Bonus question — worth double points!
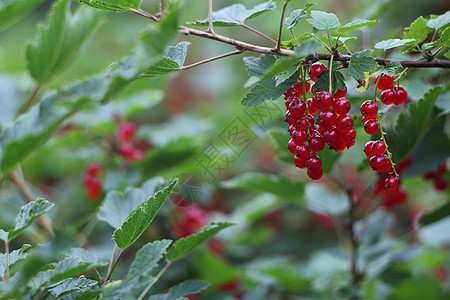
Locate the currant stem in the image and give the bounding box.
[276,1,289,54]
[181,49,245,70]
[130,9,158,22]
[207,0,214,34]
[137,262,172,300]
[289,29,299,46]
[241,23,278,45]
[328,53,334,94]
[5,241,9,282]
[311,34,333,54]
[17,84,41,117]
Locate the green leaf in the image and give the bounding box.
[275,65,300,86]
[98,177,168,229]
[0,244,31,276]
[0,76,26,130]
[284,3,315,30]
[384,85,444,162]
[421,202,450,226]
[391,277,443,300]
[374,38,415,50]
[403,16,432,46]
[76,0,142,12]
[194,248,240,285]
[313,70,346,94]
[337,19,377,33]
[149,280,210,300]
[0,76,107,172]
[102,277,152,300]
[347,49,378,80]
[379,61,403,76]
[427,11,450,29]
[75,290,102,300]
[0,0,45,32]
[281,32,314,48]
[307,10,341,31]
[221,172,304,200]
[190,1,275,26]
[7,199,54,241]
[317,148,341,174]
[243,54,277,84]
[305,182,349,215]
[112,180,178,250]
[140,42,190,78]
[166,222,233,262]
[128,240,172,279]
[241,77,297,106]
[26,0,103,84]
[0,230,8,242]
[48,277,97,298]
[233,194,279,223]
[430,27,450,47]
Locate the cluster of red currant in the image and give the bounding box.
[285,62,356,180]
[116,121,144,162]
[82,162,103,200]
[424,162,448,191]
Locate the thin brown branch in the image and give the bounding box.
[276,1,289,53]
[241,23,278,45]
[17,84,41,116]
[181,49,245,70]
[130,9,158,22]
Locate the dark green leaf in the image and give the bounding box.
[166,222,233,262]
[313,69,346,94]
[98,177,168,229]
[102,276,153,300]
[75,290,102,300]
[243,54,277,80]
[403,16,432,45]
[379,61,403,76]
[0,244,31,276]
[317,148,341,174]
[421,202,450,226]
[307,10,340,30]
[374,38,415,50]
[76,0,142,12]
[140,42,190,78]
[112,180,177,250]
[427,11,450,29]
[347,49,378,80]
[194,248,239,286]
[284,3,315,30]
[429,27,450,47]
[26,0,103,84]
[281,32,314,49]
[275,65,300,86]
[241,77,297,106]
[128,240,172,279]
[391,277,443,300]
[190,1,275,26]
[149,280,210,300]
[0,0,45,32]
[48,277,97,298]
[337,19,377,33]
[221,172,304,200]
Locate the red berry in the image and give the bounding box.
[376,74,395,90]
[390,187,408,204]
[372,140,386,155]
[307,98,319,115]
[362,115,376,124]
[317,109,337,128]
[308,137,326,153]
[323,128,341,145]
[294,155,307,168]
[313,91,333,109]
[285,96,297,109]
[341,128,356,147]
[295,118,309,131]
[364,141,375,158]
[285,87,299,98]
[83,175,102,200]
[396,156,412,173]
[360,100,378,118]
[296,144,310,158]
[369,154,390,172]
[288,139,297,154]
[384,175,399,190]
[335,114,354,133]
[433,177,448,191]
[292,130,308,145]
[119,143,144,162]
[393,86,407,104]
[285,111,296,125]
[293,79,311,95]
[333,86,347,98]
[380,89,396,105]
[287,98,307,118]
[307,167,324,180]
[85,162,102,177]
[118,121,136,144]
[333,97,351,115]
[330,139,346,152]
[309,62,327,82]
[363,119,379,134]
[306,154,322,170]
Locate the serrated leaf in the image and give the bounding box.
[190,1,275,26]
[76,0,142,12]
[275,65,300,86]
[0,0,45,32]
[337,19,377,33]
[313,70,346,94]
[330,35,357,45]
[403,16,432,46]
[166,222,233,262]
[102,277,151,300]
[113,180,178,250]
[429,27,450,47]
[307,10,340,31]
[7,199,54,241]
[221,173,304,201]
[243,54,278,80]
[149,280,210,300]
[128,240,172,279]
[48,277,97,298]
[421,202,450,226]
[98,177,168,229]
[75,290,102,300]
[140,42,190,78]
[427,11,450,29]
[384,86,444,162]
[378,61,403,77]
[0,76,107,172]
[374,38,415,50]
[284,3,315,30]
[241,77,297,106]
[0,244,31,276]
[281,32,314,48]
[347,49,378,80]
[26,0,103,84]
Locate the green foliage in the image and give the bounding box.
[241,77,297,106]
[403,16,432,46]
[75,0,142,12]
[347,49,378,80]
[313,69,346,94]
[427,11,450,29]
[0,244,31,277]
[47,276,97,298]
[166,222,234,262]
[337,19,378,33]
[421,202,450,226]
[307,10,341,30]
[140,42,190,78]
[379,61,403,76]
[284,3,315,30]
[26,0,103,84]
[112,179,177,249]
[148,280,210,300]
[129,240,172,278]
[0,0,45,32]
[374,38,415,50]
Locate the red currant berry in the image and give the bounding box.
[86,162,102,177]
[323,128,341,145]
[306,154,322,170]
[83,175,102,200]
[118,121,136,144]
[372,140,386,155]
[288,99,307,117]
[296,144,310,158]
[317,109,337,128]
[363,119,379,134]
[285,96,297,110]
[393,86,407,104]
[119,143,143,162]
[309,137,326,153]
[307,98,319,115]
[295,118,309,131]
[384,175,399,190]
[285,87,299,98]
[288,139,297,154]
[330,139,346,152]
[390,187,408,204]
[380,89,396,105]
[309,62,327,82]
[309,129,321,138]
[341,128,356,147]
[292,130,308,145]
[333,97,351,115]
[335,114,354,133]
[364,141,375,158]
[375,74,395,90]
[307,167,324,180]
[433,176,448,190]
[293,79,311,95]
[369,154,390,172]
[285,111,296,125]
[288,125,296,136]
[294,155,307,169]
[360,100,378,118]
[313,91,333,109]
[333,86,347,98]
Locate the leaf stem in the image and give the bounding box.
[311,34,333,54]
[105,245,123,282]
[328,53,334,94]
[241,23,278,45]
[276,1,289,53]
[181,49,245,70]
[289,29,299,46]
[206,0,214,34]
[159,0,164,17]
[130,9,158,22]
[5,241,9,282]
[137,262,172,300]
[17,84,41,117]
